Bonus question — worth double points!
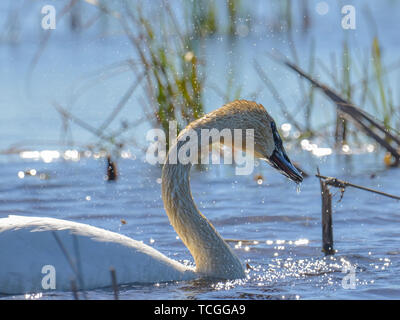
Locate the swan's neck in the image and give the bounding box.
[161,125,245,279]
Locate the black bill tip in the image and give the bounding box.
[268,150,303,184]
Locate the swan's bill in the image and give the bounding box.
[267,149,303,183]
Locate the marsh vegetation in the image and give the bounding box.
[1,0,400,300]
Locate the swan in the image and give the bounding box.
[0,100,302,295]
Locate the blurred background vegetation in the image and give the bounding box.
[1,0,400,169]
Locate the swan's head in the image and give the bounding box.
[257,118,303,184]
[215,100,303,183]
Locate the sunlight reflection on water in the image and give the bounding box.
[1,151,399,300]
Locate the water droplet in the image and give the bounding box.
[296,184,301,194]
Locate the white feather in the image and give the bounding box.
[0,215,195,294]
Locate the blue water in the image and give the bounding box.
[1,0,400,299]
[1,151,400,299]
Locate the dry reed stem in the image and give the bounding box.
[316,174,400,201]
[110,267,119,300]
[272,54,400,165]
[317,169,334,256]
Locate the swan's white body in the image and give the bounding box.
[0,100,302,295]
[0,216,195,294]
